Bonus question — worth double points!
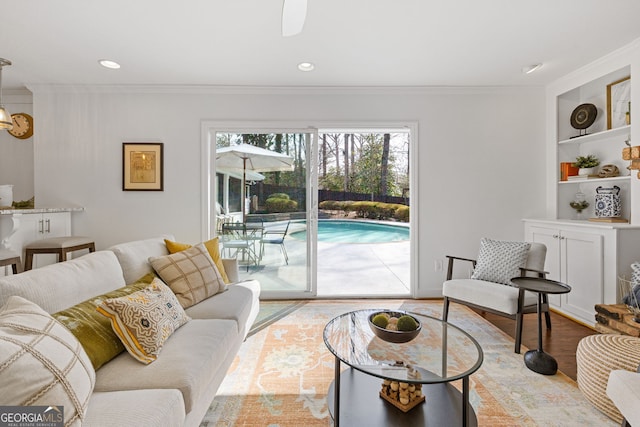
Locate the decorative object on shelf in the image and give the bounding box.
[607,76,631,130]
[8,112,33,139]
[560,162,579,181]
[122,142,164,191]
[618,273,640,323]
[570,103,597,138]
[594,185,621,218]
[598,164,620,178]
[573,154,600,176]
[0,185,13,208]
[626,101,631,126]
[11,197,34,209]
[0,58,13,130]
[569,192,589,219]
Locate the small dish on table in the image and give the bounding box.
[368,311,422,343]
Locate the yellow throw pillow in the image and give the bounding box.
[165,237,229,283]
[96,278,191,364]
[52,272,157,370]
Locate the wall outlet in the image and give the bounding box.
[434,259,443,271]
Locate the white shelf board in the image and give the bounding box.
[558,175,631,185]
[558,125,630,145]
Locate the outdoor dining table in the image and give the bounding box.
[221,222,264,268]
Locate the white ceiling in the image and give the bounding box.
[2,0,640,90]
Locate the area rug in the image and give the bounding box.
[200,300,616,426]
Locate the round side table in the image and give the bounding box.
[511,277,571,375]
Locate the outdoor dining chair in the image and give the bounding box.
[261,221,290,265]
[221,222,260,270]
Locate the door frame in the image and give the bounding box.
[200,120,419,298]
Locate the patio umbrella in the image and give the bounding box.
[216,143,294,222]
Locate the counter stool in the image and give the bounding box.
[0,249,21,274]
[576,334,640,423]
[24,236,95,271]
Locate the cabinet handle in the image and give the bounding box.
[38,219,44,234]
[553,234,559,239]
[560,236,565,240]
[46,219,51,233]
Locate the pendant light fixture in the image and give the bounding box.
[0,58,13,131]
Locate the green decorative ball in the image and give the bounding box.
[372,314,389,328]
[397,315,418,331]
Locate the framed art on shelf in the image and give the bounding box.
[122,142,164,191]
[607,76,631,129]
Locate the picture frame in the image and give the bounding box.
[606,76,631,129]
[122,142,164,191]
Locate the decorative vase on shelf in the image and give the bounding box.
[569,191,589,220]
[578,167,595,177]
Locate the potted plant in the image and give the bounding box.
[573,155,600,176]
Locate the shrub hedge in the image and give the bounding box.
[265,193,298,213]
[318,200,409,222]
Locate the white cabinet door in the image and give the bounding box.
[527,225,562,305]
[560,229,604,322]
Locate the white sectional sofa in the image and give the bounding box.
[0,235,260,426]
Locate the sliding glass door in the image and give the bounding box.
[211,129,318,298]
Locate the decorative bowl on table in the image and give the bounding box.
[368,311,422,343]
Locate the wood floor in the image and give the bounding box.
[472,307,597,380]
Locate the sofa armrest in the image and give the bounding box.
[222,258,240,283]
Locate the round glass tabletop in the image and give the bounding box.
[323,309,483,384]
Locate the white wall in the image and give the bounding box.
[0,91,34,203]
[25,85,546,296]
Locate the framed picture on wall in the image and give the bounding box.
[122,142,164,191]
[606,76,631,129]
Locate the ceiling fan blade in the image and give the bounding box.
[282,0,307,37]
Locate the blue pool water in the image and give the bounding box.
[290,220,409,243]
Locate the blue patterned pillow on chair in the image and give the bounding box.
[470,238,531,285]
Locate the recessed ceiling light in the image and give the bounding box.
[99,59,121,69]
[297,62,315,72]
[522,63,543,74]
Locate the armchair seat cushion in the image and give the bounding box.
[607,370,640,427]
[443,278,538,315]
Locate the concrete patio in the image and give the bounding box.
[230,220,411,297]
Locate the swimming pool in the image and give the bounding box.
[290,220,409,243]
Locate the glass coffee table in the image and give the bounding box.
[323,309,483,427]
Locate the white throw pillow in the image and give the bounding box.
[0,296,95,426]
[471,238,531,285]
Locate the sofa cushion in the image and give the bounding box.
[607,370,640,427]
[109,235,174,284]
[85,389,185,427]
[52,273,156,370]
[94,318,238,413]
[0,296,95,426]
[185,279,260,338]
[149,243,226,308]
[471,238,531,285]
[97,278,191,364]
[443,278,538,315]
[0,250,126,314]
[165,237,230,284]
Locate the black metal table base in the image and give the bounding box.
[327,368,477,427]
[524,349,558,375]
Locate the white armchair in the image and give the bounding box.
[442,238,549,353]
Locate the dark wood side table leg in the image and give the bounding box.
[462,375,469,427]
[334,356,340,427]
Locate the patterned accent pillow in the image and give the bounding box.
[52,272,157,370]
[96,278,191,364]
[149,243,227,308]
[471,238,531,285]
[165,237,230,284]
[0,296,95,426]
